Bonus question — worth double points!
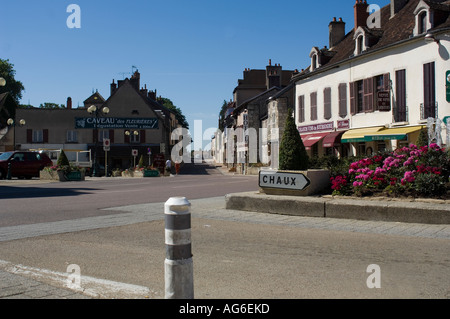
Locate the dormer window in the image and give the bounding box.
[353,27,367,55]
[309,47,321,71]
[413,1,433,36]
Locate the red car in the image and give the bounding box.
[0,151,53,179]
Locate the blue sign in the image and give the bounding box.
[75,117,158,129]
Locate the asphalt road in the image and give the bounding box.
[0,163,258,227]
[0,163,449,300]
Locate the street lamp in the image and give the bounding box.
[87,105,110,176]
[0,77,6,87]
[7,118,26,151]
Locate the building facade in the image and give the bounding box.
[0,71,180,172]
[293,0,450,158]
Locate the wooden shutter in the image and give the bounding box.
[350,82,356,115]
[109,130,115,144]
[140,130,146,143]
[27,129,32,143]
[395,70,406,121]
[324,87,332,120]
[338,83,347,118]
[363,77,374,112]
[423,62,436,118]
[310,92,317,121]
[43,129,49,143]
[124,131,130,144]
[298,95,305,123]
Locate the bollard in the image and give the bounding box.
[6,162,12,180]
[164,197,194,299]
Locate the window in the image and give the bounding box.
[33,130,43,143]
[395,70,407,122]
[357,81,364,113]
[310,92,318,121]
[357,36,364,55]
[419,12,427,34]
[67,130,78,143]
[98,130,109,142]
[338,83,347,118]
[423,62,436,119]
[131,131,140,144]
[324,87,332,120]
[298,95,305,123]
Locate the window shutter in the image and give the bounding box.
[363,78,374,112]
[27,129,32,143]
[310,92,317,121]
[339,83,348,118]
[423,62,435,118]
[298,96,305,123]
[124,131,130,144]
[140,130,146,143]
[324,88,332,120]
[109,130,115,144]
[350,82,356,115]
[43,129,49,143]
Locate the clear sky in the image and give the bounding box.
[0,0,391,139]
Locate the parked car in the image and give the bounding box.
[0,151,53,179]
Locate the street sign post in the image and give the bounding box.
[259,171,311,191]
[103,139,110,177]
[132,149,138,168]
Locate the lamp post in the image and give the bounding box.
[7,118,26,151]
[87,105,110,177]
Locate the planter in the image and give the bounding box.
[57,170,85,182]
[259,169,330,197]
[39,170,59,181]
[144,169,160,177]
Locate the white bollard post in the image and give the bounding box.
[164,197,194,299]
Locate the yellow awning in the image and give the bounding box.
[341,127,385,143]
[365,126,425,141]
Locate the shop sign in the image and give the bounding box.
[337,120,350,130]
[377,91,391,110]
[298,122,334,134]
[75,117,158,129]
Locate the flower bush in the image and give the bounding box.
[331,144,450,198]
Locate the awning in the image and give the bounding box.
[365,126,425,141]
[301,132,329,150]
[322,131,346,148]
[341,127,385,143]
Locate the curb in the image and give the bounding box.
[225,192,450,225]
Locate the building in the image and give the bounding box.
[217,60,296,173]
[293,0,450,158]
[0,71,181,172]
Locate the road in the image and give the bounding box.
[0,163,257,227]
[0,163,449,300]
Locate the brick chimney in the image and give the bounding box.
[66,97,72,109]
[110,79,117,96]
[354,0,370,32]
[329,17,346,48]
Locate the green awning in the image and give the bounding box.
[341,127,385,143]
[365,126,425,141]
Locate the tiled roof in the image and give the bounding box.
[294,0,450,79]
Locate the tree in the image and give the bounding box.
[279,109,309,171]
[159,97,189,129]
[0,59,25,104]
[416,128,428,147]
[218,100,229,131]
[138,155,145,168]
[39,103,65,109]
[57,150,70,167]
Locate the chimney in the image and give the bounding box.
[354,0,369,32]
[329,17,346,48]
[390,0,409,18]
[110,79,117,96]
[66,97,72,109]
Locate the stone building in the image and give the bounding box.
[0,71,180,173]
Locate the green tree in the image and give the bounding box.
[138,154,145,168]
[279,109,309,171]
[0,59,25,104]
[39,102,65,109]
[218,100,229,131]
[159,97,189,129]
[57,150,70,167]
[416,128,428,147]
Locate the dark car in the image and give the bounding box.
[0,151,53,179]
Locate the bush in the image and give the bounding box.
[279,109,309,170]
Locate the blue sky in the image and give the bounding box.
[0,0,390,137]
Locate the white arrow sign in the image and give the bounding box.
[259,171,311,191]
